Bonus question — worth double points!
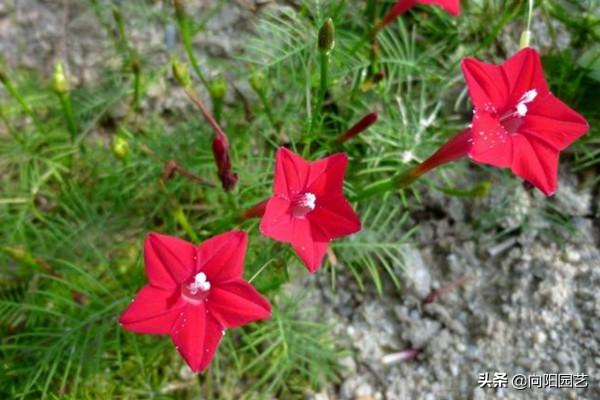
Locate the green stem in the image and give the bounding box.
[132,66,141,112]
[257,89,277,129]
[0,79,39,128]
[58,93,77,140]
[352,167,420,201]
[520,0,535,48]
[308,52,330,137]
[175,2,210,89]
[320,52,329,102]
[173,206,199,243]
[526,0,534,32]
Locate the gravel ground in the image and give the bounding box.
[304,172,600,399]
[2,1,599,399]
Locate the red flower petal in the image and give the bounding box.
[259,196,294,242]
[196,231,248,284]
[502,48,549,107]
[469,112,512,168]
[306,153,348,197]
[461,58,509,112]
[308,195,361,239]
[208,280,272,328]
[290,218,329,273]
[170,304,224,373]
[511,135,558,196]
[145,233,196,288]
[273,147,310,197]
[119,285,184,334]
[521,94,589,151]
[378,0,460,30]
[417,0,461,15]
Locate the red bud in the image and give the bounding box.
[212,133,238,191]
[339,112,378,143]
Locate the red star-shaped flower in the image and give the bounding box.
[462,47,589,195]
[377,0,461,31]
[260,148,361,272]
[119,231,271,373]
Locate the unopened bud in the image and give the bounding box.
[212,133,238,191]
[339,112,378,143]
[318,18,335,54]
[172,58,191,87]
[249,71,265,93]
[111,135,130,160]
[208,76,227,100]
[52,62,69,94]
[472,181,491,197]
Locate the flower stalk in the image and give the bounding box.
[520,0,535,48]
[240,199,268,220]
[354,129,471,200]
[52,62,77,140]
[131,53,142,112]
[316,18,335,121]
[173,59,238,191]
[173,0,209,89]
[249,71,277,129]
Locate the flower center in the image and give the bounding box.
[181,272,211,304]
[291,192,316,217]
[498,89,538,133]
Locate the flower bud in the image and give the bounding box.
[212,133,238,191]
[339,112,378,143]
[52,62,69,94]
[172,58,192,87]
[249,71,265,93]
[111,135,130,160]
[318,18,335,54]
[208,76,227,100]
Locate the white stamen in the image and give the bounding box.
[188,272,211,294]
[516,103,528,117]
[519,89,538,104]
[514,89,537,117]
[299,192,316,210]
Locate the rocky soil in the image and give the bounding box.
[2,1,599,399]
[304,172,600,399]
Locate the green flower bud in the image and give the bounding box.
[249,71,265,93]
[52,62,69,94]
[111,135,130,160]
[208,76,227,100]
[318,18,335,54]
[172,58,192,87]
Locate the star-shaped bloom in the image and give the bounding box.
[377,0,461,31]
[119,231,271,372]
[260,148,361,272]
[462,47,589,195]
